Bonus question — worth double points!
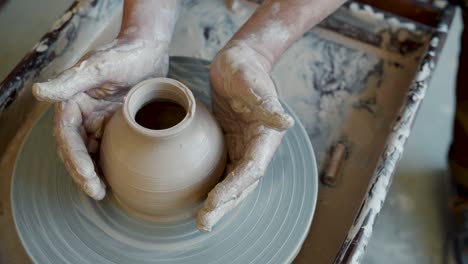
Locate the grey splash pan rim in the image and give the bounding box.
[0,0,456,263]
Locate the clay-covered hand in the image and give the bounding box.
[197,43,294,231]
[32,38,169,200]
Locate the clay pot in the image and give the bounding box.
[100,78,226,221]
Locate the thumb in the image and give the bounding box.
[33,59,103,102]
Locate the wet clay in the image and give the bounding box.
[134,100,186,130]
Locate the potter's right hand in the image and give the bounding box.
[32,38,169,199]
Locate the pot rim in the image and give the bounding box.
[123,77,196,138]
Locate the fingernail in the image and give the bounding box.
[83,181,106,200]
[278,113,294,129]
[196,209,213,232]
[32,83,48,101]
[33,82,65,102]
[265,112,294,130]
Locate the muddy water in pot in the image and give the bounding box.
[135,100,187,130]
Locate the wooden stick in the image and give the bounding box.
[323,142,346,186]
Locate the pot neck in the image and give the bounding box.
[123,77,196,139]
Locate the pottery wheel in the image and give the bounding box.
[11,57,318,264]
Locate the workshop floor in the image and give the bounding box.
[0,1,463,263]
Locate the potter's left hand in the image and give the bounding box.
[197,43,294,231]
[32,38,170,200]
[31,0,181,200]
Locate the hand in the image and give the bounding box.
[33,38,169,199]
[197,43,294,231]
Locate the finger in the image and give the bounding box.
[71,92,122,154]
[204,128,284,211]
[83,100,122,153]
[252,95,294,130]
[33,59,103,102]
[229,72,294,131]
[81,97,122,139]
[224,133,244,162]
[197,180,259,232]
[54,99,106,200]
[203,160,261,212]
[86,85,128,100]
[229,94,294,131]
